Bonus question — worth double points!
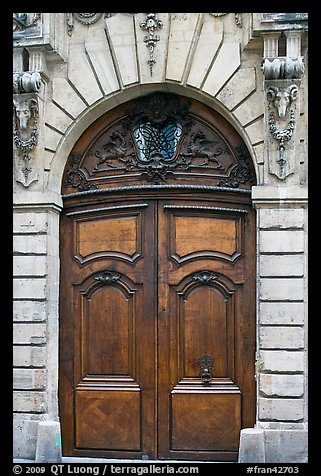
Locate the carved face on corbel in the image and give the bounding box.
[266,84,298,118]
[13,97,38,132]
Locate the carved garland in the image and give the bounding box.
[140,13,163,76]
[13,97,39,186]
[268,110,295,175]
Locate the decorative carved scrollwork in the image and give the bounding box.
[64,154,98,191]
[94,271,121,283]
[192,271,218,284]
[217,145,256,188]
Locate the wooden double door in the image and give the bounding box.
[59,195,256,461]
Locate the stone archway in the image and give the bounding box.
[58,91,257,461]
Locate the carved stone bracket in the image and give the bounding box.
[262,57,304,80]
[265,80,300,180]
[13,72,41,94]
[13,93,39,187]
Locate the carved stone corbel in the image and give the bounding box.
[13,72,41,94]
[264,80,300,180]
[13,92,39,187]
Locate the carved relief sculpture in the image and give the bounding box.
[13,93,39,187]
[265,82,299,180]
[140,13,163,76]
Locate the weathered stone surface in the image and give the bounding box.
[13,212,48,233]
[68,44,103,105]
[259,208,305,229]
[52,77,86,119]
[13,368,46,390]
[13,256,47,277]
[260,350,304,372]
[265,429,308,463]
[13,278,46,299]
[187,20,223,89]
[259,326,304,349]
[259,278,304,301]
[13,418,39,459]
[35,421,62,463]
[238,428,265,463]
[259,254,304,277]
[104,13,138,86]
[259,230,305,253]
[13,235,47,254]
[13,323,47,344]
[259,374,304,397]
[216,67,256,111]
[258,398,304,421]
[13,391,47,413]
[203,42,241,97]
[84,27,120,95]
[259,302,305,325]
[13,346,46,367]
[13,301,46,322]
[166,13,201,83]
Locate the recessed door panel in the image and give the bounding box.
[180,285,229,378]
[75,389,141,450]
[171,392,241,451]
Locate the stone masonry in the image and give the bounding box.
[13,13,308,463]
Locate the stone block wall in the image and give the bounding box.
[13,13,308,463]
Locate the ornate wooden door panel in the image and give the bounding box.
[59,200,157,458]
[157,200,255,461]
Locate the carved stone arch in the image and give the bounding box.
[59,86,257,461]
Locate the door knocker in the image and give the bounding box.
[197,353,215,384]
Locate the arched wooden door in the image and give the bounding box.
[59,93,256,461]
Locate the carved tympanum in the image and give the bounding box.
[62,92,256,192]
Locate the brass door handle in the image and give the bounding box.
[197,353,214,384]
